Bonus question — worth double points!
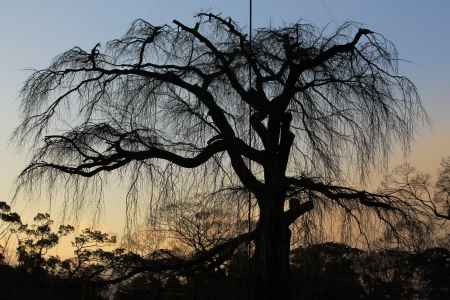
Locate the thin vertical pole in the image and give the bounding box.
[247,2,253,298]
[247,0,253,258]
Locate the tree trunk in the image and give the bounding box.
[253,112,293,299]
[254,204,292,300]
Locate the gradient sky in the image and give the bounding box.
[0,1,449,235]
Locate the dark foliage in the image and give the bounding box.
[111,242,450,300]
[0,263,103,300]
[0,205,449,299]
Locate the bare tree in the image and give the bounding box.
[161,198,240,254]
[16,12,431,299]
[378,160,450,251]
[435,157,450,219]
[120,225,166,257]
[380,161,450,221]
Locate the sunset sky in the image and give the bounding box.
[0,0,449,238]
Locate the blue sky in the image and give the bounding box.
[0,1,449,232]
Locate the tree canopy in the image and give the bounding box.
[17,13,424,194]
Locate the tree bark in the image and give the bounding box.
[254,199,292,300]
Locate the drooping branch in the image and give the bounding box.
[23,133,229,177]
[287,176,402,211]
[18,45,267,191]
[284,174,440,248]
[271,27,375,117]
[302,28,374,71]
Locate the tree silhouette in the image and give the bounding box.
[161,198,242,253]
[435,157,450,219]
[380,159,450,222]
[16,13,432,299]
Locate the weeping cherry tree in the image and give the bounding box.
[15,13,430,299]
